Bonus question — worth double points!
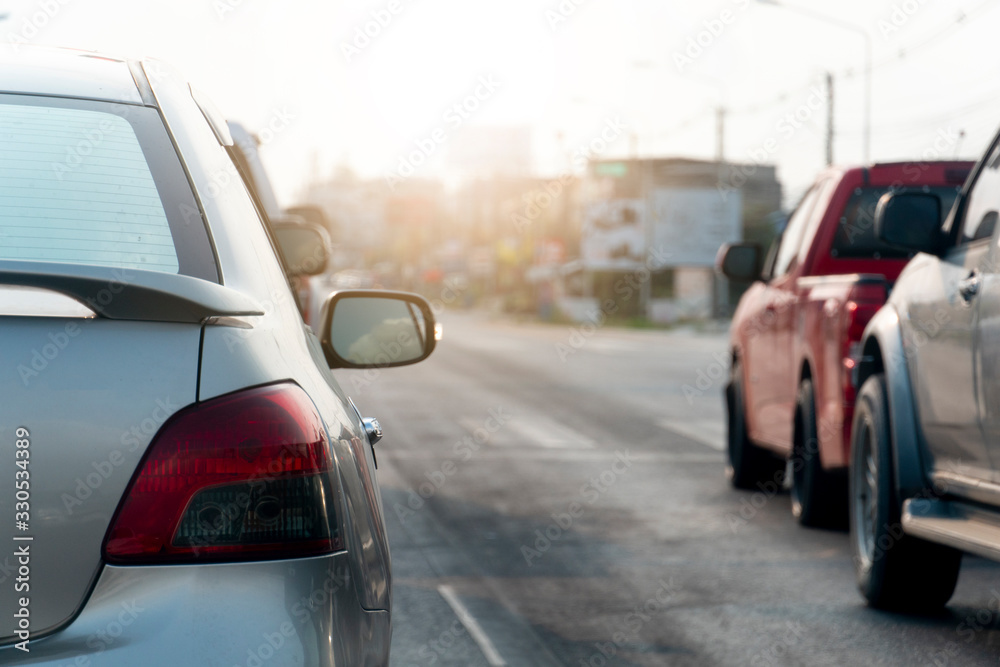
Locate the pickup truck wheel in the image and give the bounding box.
[850,373,961,611]
[727,361,783,490]
[791,379,847,528]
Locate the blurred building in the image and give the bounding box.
[297,172,445,288]
[451,174,581,312]
[448,126,533,180]
[561,157,782,323]
[297,170,386,270]
[383,177,447,280]
[295,156,779,322]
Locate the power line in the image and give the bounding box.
[873,0,1000,69]
[650,1,999,161]
[728,80,820,117]
[834,85,1000,140]
[829,0,1000,83]
[655,105,716,138]
[723,0,998,120]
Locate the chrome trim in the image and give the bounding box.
[796,273,885,288]
[363,418,383,446]
[903,498,1000,562]
[931,470,1000,506]
[348,397,383,446]
[0,285,96,318]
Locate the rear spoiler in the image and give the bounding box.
[0,261,263,323]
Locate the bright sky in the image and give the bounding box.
[13,0,1000,207]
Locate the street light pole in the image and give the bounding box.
[684,72,728,163]
[757,0,872,164]
[716,106,726,163]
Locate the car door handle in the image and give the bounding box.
[958,272,981,302]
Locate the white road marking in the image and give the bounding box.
[458,417,503,445]
[503,414,596,449]
[460,413,596,450]
[438,585,507,666]
[586,339,635,354]
[658,418,726,451]
[447,336,532,352]
[383,450,720,463]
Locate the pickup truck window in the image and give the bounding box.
[773,184,823,277]
[831,186,961,258]
[961,161,1000,244]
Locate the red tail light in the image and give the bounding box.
[841,285,884,403]
[104,383,342,564]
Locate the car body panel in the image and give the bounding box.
[963,157,1000,488]
[150,53,393,612]
[159,54,394,610]
[0,48,142,105]
[0,554,389,666]
[794,274,885,467]
[199,323,392,612]
[857,138,1000,508]
[742,272,800,451]
[0,48,396,663]
[0,319,199,642]
[857,304,933,499]
[729,162,972,470]
[975,250,1000,487]
[891,246,993,482]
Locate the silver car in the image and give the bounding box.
[0,47,436,665]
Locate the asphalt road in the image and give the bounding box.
[339,311,1000,667]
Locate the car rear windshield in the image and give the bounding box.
[0,95,217,281]
[830,186,961,259]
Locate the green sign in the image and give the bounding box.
[595,162,628,178]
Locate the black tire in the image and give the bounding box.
[790,379,847,529]
[850,373,962,611]
[726,360,783,490]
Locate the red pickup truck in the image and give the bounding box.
[718,161,972,527]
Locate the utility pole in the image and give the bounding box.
[756,1,870,163]
[716,107,726,163]
[954,130,966,158]
[825,72,834,166]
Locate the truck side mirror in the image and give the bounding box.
[273,219,329,277]
[717,243,762,283]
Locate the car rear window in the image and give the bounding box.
[0,95,218,281]
[830,186,961,259]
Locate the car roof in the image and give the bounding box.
[818,160,975,179]
[0,46,143,105]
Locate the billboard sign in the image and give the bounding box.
[650,188,741,266]
[581,199,646,270]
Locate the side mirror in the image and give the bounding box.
[717,243,762,283]
[286,204,337,241]
[320,290,437,369]
[875,192,943,255]
[273,219,329,277]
